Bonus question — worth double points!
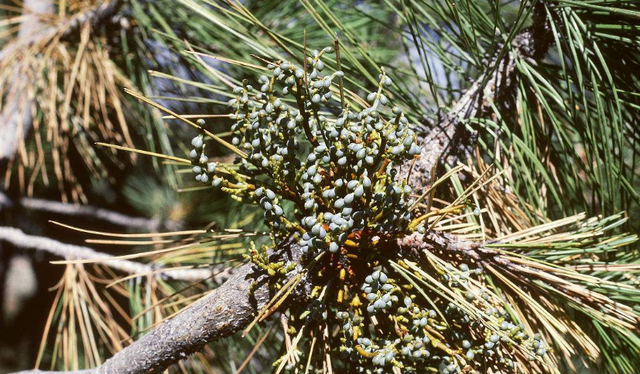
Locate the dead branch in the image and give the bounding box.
[0,0,121,160]
[0,227,215,282]
[0,0,54,160]
[0,0,120,62]
[0,191,181,231]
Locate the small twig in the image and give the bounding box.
[294,29,319,147]
[334,34,345,107]
[293,79,319,147]
[0,191,181,231]
[0,227,213,282]
[303,29,309,93]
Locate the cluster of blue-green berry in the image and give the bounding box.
[189,129,218,185]
[362,270,397,313]
[331,264,548,374]
[336,271,445,373]
[191,46,421,253]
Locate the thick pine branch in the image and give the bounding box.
[13,239,305,374]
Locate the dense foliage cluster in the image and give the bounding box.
[186,47,551,374]
[190,48,421,250]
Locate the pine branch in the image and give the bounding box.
[5,228,508,374]
[4,5,561,374]
[0,227,215,282]
[4,19,555,374]
[4,57,524,373]
[406,3,553,188]
[397,230,640,340]
[0,0,54,160]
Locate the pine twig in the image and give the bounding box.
[0,227,213,282]
[0,191,181,231]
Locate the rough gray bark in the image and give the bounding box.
[10,261,261,374]
[397,231,487,264]
[13,239,305,374]
[0,227,216,282]
[96,261,270,374]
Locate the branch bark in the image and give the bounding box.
[397,230,488,264]
[0,227,215,282]
[10,263,265,374]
